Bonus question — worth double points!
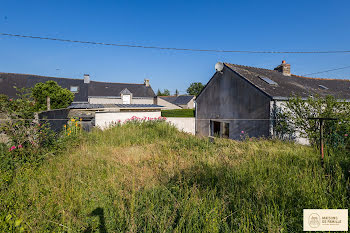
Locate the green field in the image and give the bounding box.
[161,109,195,117]
[1,122,349,232]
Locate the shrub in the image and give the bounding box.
[161,109,195,117]
[31,80,74,111]
[274,95,350,149]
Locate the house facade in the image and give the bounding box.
[155,95,195,110]
[196,61,350,142]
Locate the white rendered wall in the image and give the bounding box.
[166,117,195,135]
[95,111,161,129]
[270,100,309,145]
[95,111,195,134]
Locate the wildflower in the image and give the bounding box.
[64,125,66,128]
[9,146,16,152]
[345,134,348,137]
[9,99,12,101]
[80,118,82,121]
[18,144,23,148]
[241,131,245,134]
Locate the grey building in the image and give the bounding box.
[196,61,350,140]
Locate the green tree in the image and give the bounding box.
[156,89,170,96]
[277,95,350,148]
[175,89,179,96]
[186,82,204,96]
[32,81,74,111]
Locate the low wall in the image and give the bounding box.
[95,111,162,129]
[166,117,195,135]
[95,112,195,134]
[38,109,70,133]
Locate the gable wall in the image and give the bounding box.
[196,66,271,139]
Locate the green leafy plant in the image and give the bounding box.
[187,82,204,96]
[0,214,26,232]
[31,80,74,111]
[279,95,350,149]
[156,89,171,96]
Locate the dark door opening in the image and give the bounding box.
[210,120,229,138]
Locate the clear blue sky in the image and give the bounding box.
[1,0,350,94]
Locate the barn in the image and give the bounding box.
[195,61,350,141]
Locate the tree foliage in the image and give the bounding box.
[274,95,350,149]
[186,82,204,96]
[156,89,170,96]
[32,81,74,111]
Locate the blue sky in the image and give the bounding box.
[1,0,350,94]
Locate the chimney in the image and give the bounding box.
[84,74,90,84]
[144,79,150,87]
[274,60,291,76]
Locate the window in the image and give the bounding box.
[259,76,278,85]
[210,120,229,138]
[122,94,131,104]
[70,86,79,93]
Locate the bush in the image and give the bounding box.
[32,80,74,111]
[274,95,350,149]
[161,109,195,117]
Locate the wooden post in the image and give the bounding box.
[320,119,324,162]
[46,96,50,110]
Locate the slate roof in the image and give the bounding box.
[0,72,88,102]
[68,103,163,109]
[0,72,156,102]
[88,81,155,97]
[159,95,195,106]
[225,63,350,100]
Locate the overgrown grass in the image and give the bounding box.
[161,109,195,117]
[0,122,348,232]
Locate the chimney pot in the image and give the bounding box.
[84,74,90,84]
[274,61,291,76]
[144,79,150,87]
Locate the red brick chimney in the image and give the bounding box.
[274,60,291,76]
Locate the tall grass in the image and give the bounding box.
[0,122,348,232]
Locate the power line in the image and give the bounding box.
[303,65,350,76]
[2,32,350,54]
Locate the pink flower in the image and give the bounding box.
[345,134,348,137]
[241,131,245,134]
[9,146,16,152]
[9,99,12,101]
[18,144,23,148]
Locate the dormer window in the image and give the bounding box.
[120,88,132,104]
[122,94,131,104]
[70,86,79,93]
